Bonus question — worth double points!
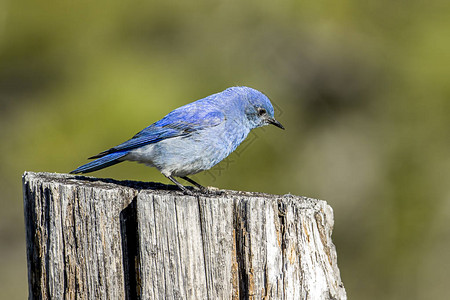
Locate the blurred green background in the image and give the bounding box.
[1,0,450,298]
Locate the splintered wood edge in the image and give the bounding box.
[22,171,325,206]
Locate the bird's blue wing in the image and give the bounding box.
[90,108,225,158]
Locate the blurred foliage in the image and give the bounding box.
[1,0,450,299]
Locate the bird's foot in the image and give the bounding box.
[200,186,224,196]
[181,188,195,196]
[180,176,220,195]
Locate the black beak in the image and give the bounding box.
[267,117,285,130]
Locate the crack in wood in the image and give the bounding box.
[197,196,211,300]
[233,199,250,300]
[277,200,287,300]
[120,197,138,300]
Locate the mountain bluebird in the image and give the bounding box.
[70,86,284,194]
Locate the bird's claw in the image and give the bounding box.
[200,186,224,196]
[180,186,224,196]
[181,188,195,196]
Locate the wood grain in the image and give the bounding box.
[23,172,346,299]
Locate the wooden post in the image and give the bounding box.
[23,172,346,299]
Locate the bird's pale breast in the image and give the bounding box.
[125,122,250,177]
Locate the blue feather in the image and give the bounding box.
[70,151,128,174]
[90,110,224,158]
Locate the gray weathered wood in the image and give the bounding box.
[23,171,346,299]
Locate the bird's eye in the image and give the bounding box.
[257,108,267,116]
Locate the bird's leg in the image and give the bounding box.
[181,176,206,191]
[182,176,223,195]
[166,175,194,195]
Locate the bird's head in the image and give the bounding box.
[230,86,285,130]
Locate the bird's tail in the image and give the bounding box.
[70,151,128,174]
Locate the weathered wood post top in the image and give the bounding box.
[23,171,346,299]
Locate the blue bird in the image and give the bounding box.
[70,86,284,194]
